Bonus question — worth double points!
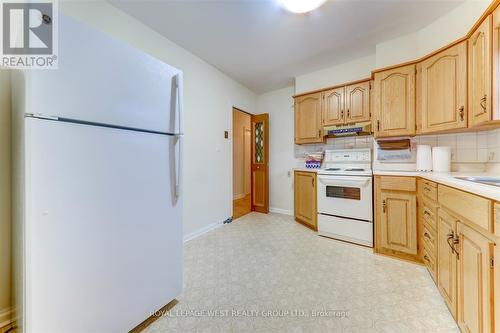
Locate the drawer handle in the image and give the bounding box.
[446,232,456,255]
[424,186,431,192]
[423,254,430,262]
[424,232,431,240]
[424,210,431,217]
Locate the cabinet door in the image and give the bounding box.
[457,222,494,333]
[345,81,370,124]
[294,93,323,144]
[469,16,492,126]
[493,7,500,121]
[374,65,416,137]
[294,171,317,230]
[379,191,417,255]
[437,209,458,319]
[322,87,345,126]
[420,41,467,133]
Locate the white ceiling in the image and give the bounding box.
[111,0,463,94]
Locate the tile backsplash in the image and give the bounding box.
[294,135,373,159]
[295,129,500,165]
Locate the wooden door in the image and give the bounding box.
[345,81,370,124]
[457,222,494,333]
[294,93,323,144]
[437,208,458,319]
[420,41,467,133]
[374,64,416,137]
[469,16,492,126]
[322,87,345,126]
[294,171,317,230]
[251,113,269,213]
[379,191,417,255]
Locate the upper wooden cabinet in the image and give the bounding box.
[322,87,345,126]
[294,171,317,230]
[469,16,492,127]
[345,81,371,124]
[494,6,500,122]
[322,80,371,126]
[419,41,468,133]
[294,92,323,144]
[373,64,416,137]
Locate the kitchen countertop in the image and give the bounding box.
[373,170,500,202]
[294,167,500,201]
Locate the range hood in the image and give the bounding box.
[324,121,372,137]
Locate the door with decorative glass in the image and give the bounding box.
[251,114,269,213]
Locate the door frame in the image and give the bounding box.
[231,107,253,218]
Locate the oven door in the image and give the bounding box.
[317,175,373,221]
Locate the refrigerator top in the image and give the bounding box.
[23,14,183,135]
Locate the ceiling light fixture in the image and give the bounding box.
[278,0,327,14]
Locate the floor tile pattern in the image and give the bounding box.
[145,213,459,333]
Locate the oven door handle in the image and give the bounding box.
[318,176,371,187]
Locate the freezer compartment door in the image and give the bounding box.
[25,118,182,332]
[27,14,182,134]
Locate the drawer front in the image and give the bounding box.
[421,181,437,201]
[379,176,416,192]
[438,185,492,232]
[422,222,437,257]
[422,247,437,282]
[421,198,438,230]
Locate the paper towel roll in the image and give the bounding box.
[432,146,451,172]
[416,145,432,171]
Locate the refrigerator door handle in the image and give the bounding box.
[174,135,183,197]
[174,73,183,135]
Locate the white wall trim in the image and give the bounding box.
[269,207,293,216]
[0,307,13,329]
[183,221,224,243]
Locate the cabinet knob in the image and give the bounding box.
[459,106,464,121]
[382,200,386,213]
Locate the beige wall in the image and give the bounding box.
[0,70,12,325]
[232,110,251,199]
[60,1,257,239]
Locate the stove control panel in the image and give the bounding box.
[324,149,371,163]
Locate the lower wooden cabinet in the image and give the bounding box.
[375,176,418,260]
[294,171,317,230]
[437,208,458,319]
[457,222,494,333]
[379,191,417,254]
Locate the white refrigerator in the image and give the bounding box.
[11,14,183,332]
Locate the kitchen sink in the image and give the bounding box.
[454,176,500,187]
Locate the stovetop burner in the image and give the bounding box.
[325,168,341,171]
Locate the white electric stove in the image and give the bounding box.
[317,149,373,247]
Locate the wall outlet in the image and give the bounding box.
[224,131,229,139]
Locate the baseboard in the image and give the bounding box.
[0,307,13,330]
[183,221,224,243]
[269,207,293,216]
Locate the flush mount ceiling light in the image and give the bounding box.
[279,0,327,13]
